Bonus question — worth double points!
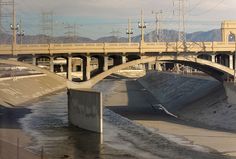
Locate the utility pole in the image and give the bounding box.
[10,0,18,54]
[138,10,146,43]
[126,18,133,43]
[17,18,24,44]
[64,23,77,42]
[41,11,54,43]
[152,10,163,42]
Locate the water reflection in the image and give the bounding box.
[19,92,102,159]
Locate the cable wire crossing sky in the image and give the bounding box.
[3,0,235,39]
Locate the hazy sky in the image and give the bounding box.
[5,0,235,39]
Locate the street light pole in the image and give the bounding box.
[230,32,236,83]
[126,18,133,43]
[234,40,236,83]
[17,19,24,45]
[138,10,146,43]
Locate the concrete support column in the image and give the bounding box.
[155,61,162,71]
[122,55,126,64]
[230,54,234,69]
[148,62,152,70]
[83,56,91,81]
[103,55,108,71]
[211,54,216,63]
[32,56,37,66]
[176,64,180,73]
[49,56,54,72]
[67,56,72,81]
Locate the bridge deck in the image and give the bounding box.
[0,42,235,55]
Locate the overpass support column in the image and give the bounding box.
[67,55,72,81]
[83,55,91,81]
[122,54,126,64]
[50,56,54,72]
[211,54,216,63]
[155,61,162,71]
[148,63,152,70]
[32,56,37,65]
[229,54,234,69]
[103,55,108,71]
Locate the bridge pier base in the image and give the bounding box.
[148,63,152,70]
[67,56,72,81]
[50,56,54,72]
[32,56,37,66]
[230,54,234,69]
[155,61,162,71]
[83,56,91,81]
[103,56,108,71]
[122,55,126,64]
[212,55,216,63]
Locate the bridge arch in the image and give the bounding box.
[126,54,141,62]
[215,53,230,67]
[197,54,212,61]
[17,56,33,63]
[108,54,123,68]
[69,56,234,89]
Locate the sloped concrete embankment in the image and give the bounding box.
[138,72,236,131]
[0,75,66,107]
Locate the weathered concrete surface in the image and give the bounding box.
[94,79,231,159]
[138,71,221,111]
[68,89,103,133]
[0,60,67,107]
[138,71,236,132]
[0,75,66,107]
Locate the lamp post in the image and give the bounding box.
[229,32,236,83]
[138,10,146,43]
[126,18,133,43]
[17,19,24,45]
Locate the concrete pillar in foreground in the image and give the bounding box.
[68,89,103,133]
[229,54,234,69]
[67,55,72,81]
[211,54,216,63]
[103,55,108,71]
[50,56,54,72]
[83,55,91,81]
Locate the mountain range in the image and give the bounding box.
[0,29,222,44]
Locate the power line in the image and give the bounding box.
[190,0,226,16]
[40,11,53,43]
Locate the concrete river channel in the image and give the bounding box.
[12,74,236,159]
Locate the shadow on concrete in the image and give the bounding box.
[106,78,236,133]
[0,105,32,129]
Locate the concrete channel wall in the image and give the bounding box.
[68,89,103,133]
[0,75,66,107]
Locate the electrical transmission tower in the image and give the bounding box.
[0,0,12,33]
[41,11,54,43]
[173,0,187,43]
[152,10,163,42]
[110,29,121,42]
[64,23,77,42]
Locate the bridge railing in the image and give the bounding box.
[0,41,236,55]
